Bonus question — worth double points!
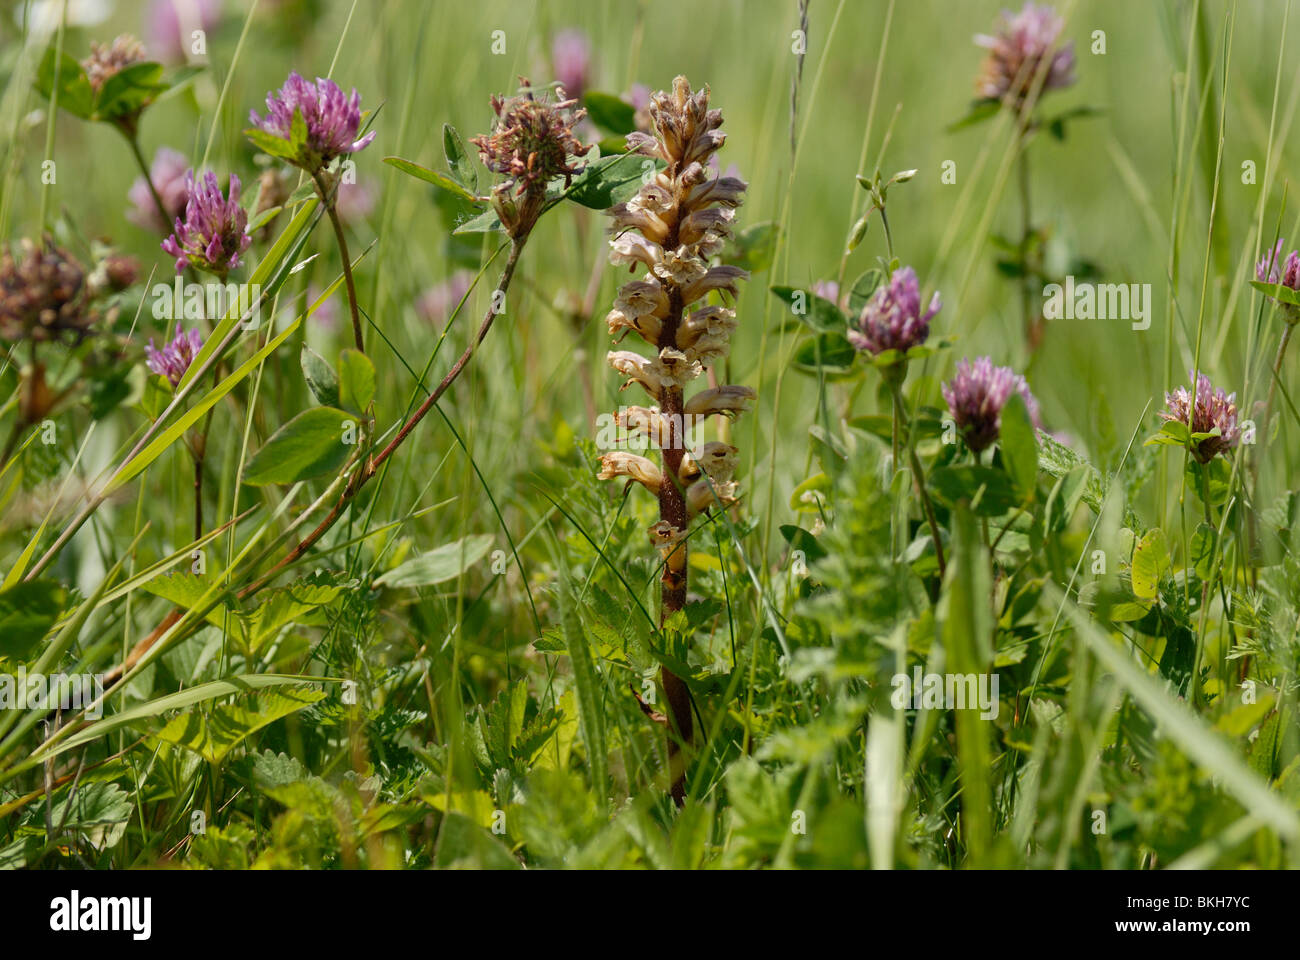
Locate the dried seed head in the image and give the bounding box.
[471,79,591,238]
[83,34,147,94]
[0,238,95,345]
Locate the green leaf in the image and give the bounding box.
[563,153,654,209]
[34,48,93,120]
[999,393,1038,500]
[94,60,165,122]
[1249,279,1300,308]
[848,269,883,314]
[245,127,298,161]
[337,348,375,415]
[583,92,637,135]
[0,580,65,660]
[452,207,504,235]
[1130,528,1170,601]
[792,333,857,376]
[155,688,326,763]
[32,675,331,764]
[770,285,848,334]
[779,524,828,563]
[242,406,358,486]
[1055,585,1300,840]
[948,98,1002,133]
[724,222,779,274]
[929,465,1019,517]
[383,155,478,203]
[373,534,495,589]
[443,123,478,194]
[300,345,339,407]
[1189,522,1218,581]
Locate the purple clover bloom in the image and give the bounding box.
[942,356,1042,454]
[145,322,204,386]
[552,29,590,101]
[1161,372,1240,464]
[974,3,1076,104]
[848,266,940,357]
[127,146,190,234]
[161,171,250,277]
[1255,238,1300,322]
[248,72,376,173]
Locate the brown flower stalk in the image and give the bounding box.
[599,76,753,805]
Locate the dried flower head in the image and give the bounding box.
[1161,372,1240,464]
[145,322,204,386]
[848,266,940,357]
[471,80,591,238]
[128,146,191,233]
[942,356,1041,454]
[248,72,376,173]
[82,34,148,93]
[974,3,1075,105]
[161,170,251,277]
[0,238,95,344]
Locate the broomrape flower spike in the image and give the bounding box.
[470,78,591,239]
[943,356,1042,455]
[161,171,250,279]
[144,323,204,388]
[248,72,376,174]
[1161,372,1240,465]
[597,75,752,806]
[974,2,1076,107]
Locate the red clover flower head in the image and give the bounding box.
[161,170,251,277]
[144,322,204,386]
[848,266,939,357]
[1161,372,1240,464]
[249,72,376,173]
[974,3,1075,105]
[942,356,1042,454]
[1255,238,1300,322]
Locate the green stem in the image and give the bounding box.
[125,132,170,232]
[313,171,365,354]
